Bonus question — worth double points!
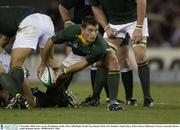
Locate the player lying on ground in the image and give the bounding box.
[0,47,79,109]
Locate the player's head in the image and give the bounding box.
[81,16,99,44]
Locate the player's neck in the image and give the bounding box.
[78,34,89,45]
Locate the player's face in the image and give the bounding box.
[82,24,99,43]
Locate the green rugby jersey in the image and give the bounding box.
[0,6,41,37]
[51,24,107,64]
[89,0,137,24]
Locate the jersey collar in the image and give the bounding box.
[78,34,90,46]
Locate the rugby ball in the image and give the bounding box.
[38,67,55,88]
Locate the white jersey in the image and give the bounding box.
[0,52,11,73]
[0,52,28,78]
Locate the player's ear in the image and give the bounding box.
[80,26,85,33]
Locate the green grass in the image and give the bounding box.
[0,83,180,124]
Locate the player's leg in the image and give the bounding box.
[81,66,107,106]
[117,44,136,105]
[128,18,153,107]
[90,64,97,91]
[0,65,21,98]
[132,38,153,107]
[103,50,123,111]
[9,49,32,108]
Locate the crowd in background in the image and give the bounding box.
[1,0,180,48]
[147,0,180,47]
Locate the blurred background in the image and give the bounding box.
[0,0,180,84]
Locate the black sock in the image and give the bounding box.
[0,73,19,96]
[9,67,24,95]
[63,74,74,90]
[107,71,120,101]
[121,69,133,100]
[90,69,97,90]
[104,82,109,99]
[138,60,150,98]
[92,68,107,99]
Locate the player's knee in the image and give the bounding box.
[134,50,147,63]
[106,53,119,71]
[118,56,130,68]
[9,66,24,82]
[133,47,147,63]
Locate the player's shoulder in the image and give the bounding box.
[66,24,81,31]
[64,24,81,35]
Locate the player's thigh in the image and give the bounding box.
[103,50,119,71]
[117,45,130,68]
[10,48,32,68]
[105,38,123,51]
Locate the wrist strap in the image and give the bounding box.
[136,24,143,29]
[61,68,67,75]
[64,19,72,23]
[104,25,110,32]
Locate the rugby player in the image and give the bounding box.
[89,0,153,107]
[38,16,123,111]
[0,6,56,108]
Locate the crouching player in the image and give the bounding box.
[38,16,123,111]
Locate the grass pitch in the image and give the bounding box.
[0,83,180,124]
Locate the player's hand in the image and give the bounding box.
[37,64,46,77]
[132,28,143,43]
[106,27,118,39]
[64,20,75,28]
[55,68,66,80]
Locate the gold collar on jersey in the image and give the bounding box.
[78,35,90,46]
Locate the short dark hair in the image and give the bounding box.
[81,15,98,28]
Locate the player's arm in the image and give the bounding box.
[39,38,54,69]
[38,27,74,75]
[136,0,146,26]
[58,0,75,28]
[40,46,58,70]
[58,36,107,76]
[59,59,90,76]
[132,0,147,42]
[0,35,11,48]
[90,2,117,38]
[91,5,108,30]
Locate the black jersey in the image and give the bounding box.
[0,6,41,37]
[58,0,93,23]
[89,0,137,24]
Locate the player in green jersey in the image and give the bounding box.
[38,16,123,111]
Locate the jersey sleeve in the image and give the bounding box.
[51,30,69,44]
[58,0,77,9]
[85,34,107,64]
[51,24,80,44]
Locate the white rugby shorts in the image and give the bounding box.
[62,52,84,67]
[0,53,28,78]
[13,13,55,50]
[104,17,149,39]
